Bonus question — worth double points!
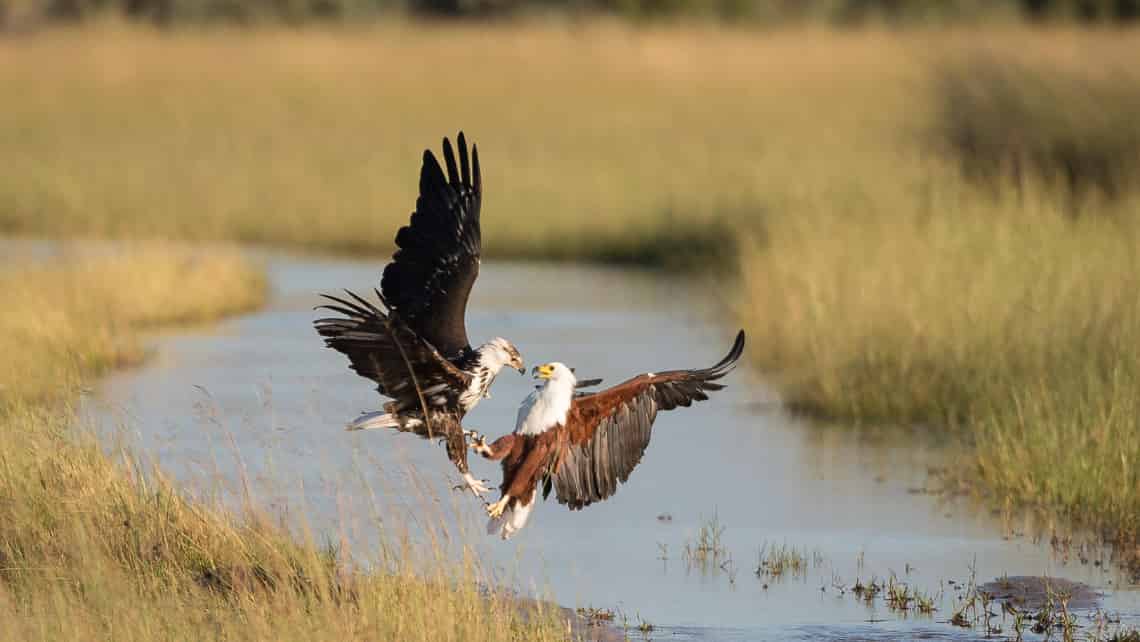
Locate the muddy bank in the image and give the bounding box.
[981,576,1100,610]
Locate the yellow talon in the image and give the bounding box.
[466,431,492,457]
[486,496,510,519]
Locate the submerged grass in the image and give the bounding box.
[754,542,813,580]
[0,247,565,640]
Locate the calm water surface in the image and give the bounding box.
[85,253,1140,641]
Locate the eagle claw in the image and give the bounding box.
[458,472,492,498]
[465,430,492,457]
[485,496,510,519]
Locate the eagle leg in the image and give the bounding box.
[465,430,493,457]
[455,472,493,498]
[485,495,510,519]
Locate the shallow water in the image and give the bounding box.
[85,252,1140,641]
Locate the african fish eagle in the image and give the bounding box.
[471,330,746,539]
[314,132,524,497]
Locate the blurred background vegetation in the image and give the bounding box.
[2,0,1140,26]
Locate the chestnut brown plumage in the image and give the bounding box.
[477,330,745,537]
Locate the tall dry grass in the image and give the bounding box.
[0,23,920,263]
[737,36,1140,553]
[0,244,266,407]
[933,55,1140,205]
[0,248,565,641]
[742,191,1140,556]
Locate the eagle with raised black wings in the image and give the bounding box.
[314,133,524,497]
[471,330,746,539]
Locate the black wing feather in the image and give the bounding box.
[380,132,482,359]
[314,290,473,414]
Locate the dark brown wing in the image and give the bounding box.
[547,330,745,510]
[575,377,604,389]
[314,290,474,417]
[380,133,482,359]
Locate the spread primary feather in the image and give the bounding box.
[477,331,746,539]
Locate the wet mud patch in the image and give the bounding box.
[980,575,1101,610]
[509,598,626,642]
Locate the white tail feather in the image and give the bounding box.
[487,491,536,540]
[346,411,399,431]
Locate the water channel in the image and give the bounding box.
[83,251,1140,641]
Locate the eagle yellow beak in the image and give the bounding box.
[532,364,555,380]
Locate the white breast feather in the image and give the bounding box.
[459,368,490,411]
[515,380,574,435]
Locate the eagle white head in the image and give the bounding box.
[514,362,577,436]
[533,361,576,385]
[477,337,525,375]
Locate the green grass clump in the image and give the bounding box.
[683,513,728,567]
[754,542,813,579]
[0,248,566,641]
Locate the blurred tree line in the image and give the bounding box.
[1,0,1137,28]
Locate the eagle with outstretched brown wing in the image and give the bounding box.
[314,133,525,497]
[471,330,745,539]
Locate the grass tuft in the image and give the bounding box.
[754,542,814,580]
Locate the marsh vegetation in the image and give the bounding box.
[0,25,767,265]
[2,17,1140,639]
[737,36,1140,569]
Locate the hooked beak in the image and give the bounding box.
[532,364,554,380]
[517,366,526,374]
